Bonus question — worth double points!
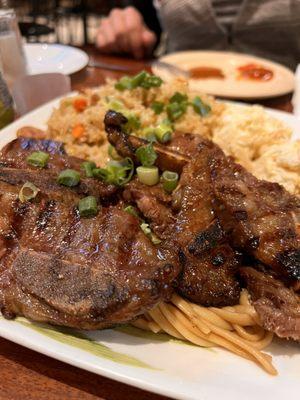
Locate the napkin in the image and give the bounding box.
[292,64,300,117]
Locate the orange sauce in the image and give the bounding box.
[237,63,273,81]
[189,66,225,79]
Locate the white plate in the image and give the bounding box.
[24,43,89,75]
[0,99,299,400]
[153,51,295,99]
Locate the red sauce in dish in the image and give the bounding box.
[237,63,273,81]
[189,66,225,79]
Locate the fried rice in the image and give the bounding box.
[47,77,300,195]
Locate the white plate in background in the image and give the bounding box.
[25,43,89,75]
[153,51,295,99]
[0,98,299,400]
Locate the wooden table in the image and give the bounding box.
[0,45,294,400]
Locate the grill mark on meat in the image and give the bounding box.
[277,250,300,280]
[11,249,127,318]
[210,153,300,281]
[0,197,30,277]
[177,245,240,307]
[188,220,225,256]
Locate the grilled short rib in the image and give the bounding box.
[105,111,241,307]
[210,153,300,281]
[241,267,300,340]
[105,110,300,307]
[0,138,180,329]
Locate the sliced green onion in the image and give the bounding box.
[26,151,49,168]
[166,101,187,121]
[19,181,39,203]
[140,222,161,245]
[92,167,110,181]
[146,132,158,143]
[78,196,98,218]
[169,92,188,104]
[161,170,179,193]
[114,71,163,91]
[124,205,140,218]
[149,232,162,245]
[130,70,147,88]
[192,96,211,117]
[136,166,159,186]
[108,144,122,160]
[151,101,164,114]
[140,222,151,236]
[154,123,173,143]
[140,127,157,142]
[107,98,124,111]
[122,113,141,134]
[93,157,134,186]
[140,74,163,89]
[135,143,157,167]
[57,169,81,187]
[81,161,96,178]
[115,76,133,91]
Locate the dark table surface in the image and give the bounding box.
[0,45,294,400]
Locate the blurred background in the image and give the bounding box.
[10,0,158,47]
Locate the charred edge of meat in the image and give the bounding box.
[240,266,300,340]
[277,249,300,280]
[104,110,139,160]
[188,220,225,256]
[0,168,117,200]
[209,152,300,282]
[104,109,128,129]
[104,110,189,173]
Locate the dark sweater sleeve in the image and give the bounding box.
[120,0,162,39]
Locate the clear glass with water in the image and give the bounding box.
[0,8,27,89]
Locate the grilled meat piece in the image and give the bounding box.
[104,110,189,173]
[123,179,175,239]
[2,137,80,171]
[210,154,300,281]
[166,131,208,157]
[0,142,180,329]
[241,267,300,340]
[0,167,117,203]
[0,138,117,200]
[175,139,240,306]
[105,112,241,307]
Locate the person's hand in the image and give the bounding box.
[96,7,157,59]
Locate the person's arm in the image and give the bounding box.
[129,0,162,41]
[96,6,157,59]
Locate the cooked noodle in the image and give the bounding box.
[132,290,277,375]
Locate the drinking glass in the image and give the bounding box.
[0,7,27,89]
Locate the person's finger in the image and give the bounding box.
[110,8,129,53]
[124,7,145,59]
[141,29,157,57]
[101,18,120,53]
[96,30,115,54]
